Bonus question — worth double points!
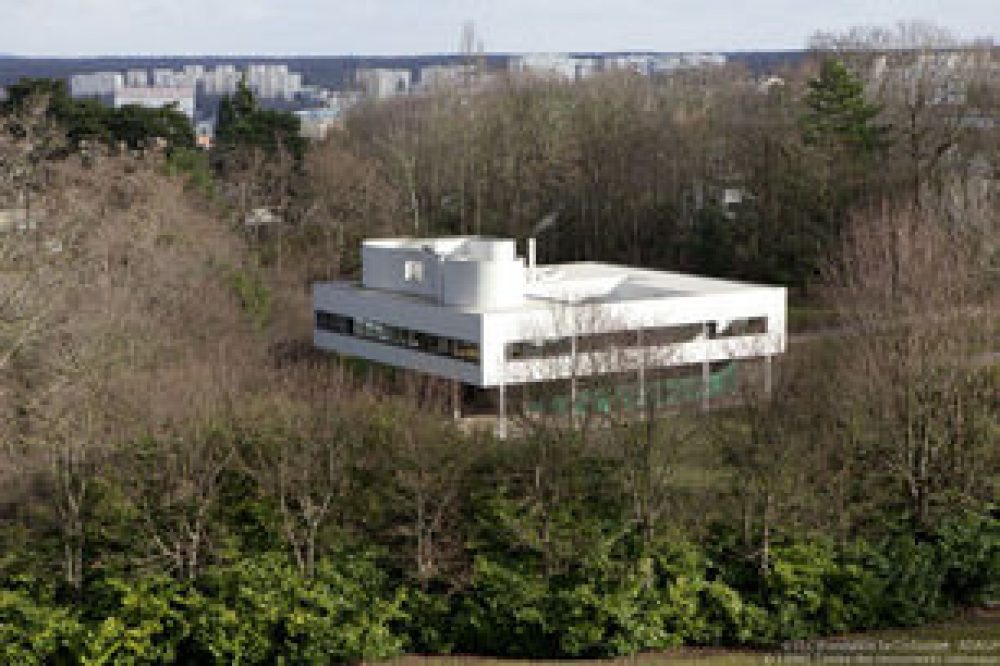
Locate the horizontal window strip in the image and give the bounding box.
[507,319,770,361]
[315,310,480,364]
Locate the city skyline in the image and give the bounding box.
[1,0,997,57]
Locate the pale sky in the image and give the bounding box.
[1,0,996,56]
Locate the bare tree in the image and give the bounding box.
[821,202,997,526]
[127,420,235,580]
[385,401,474,587]
[0,147,257,586]
[241,387,357,578]
[298,135,406,279]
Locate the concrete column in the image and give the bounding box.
[570,332,577,417]
[637,328,646,413]
[701,323,711,412]
[495,381,507,439]
[528,238,537,282]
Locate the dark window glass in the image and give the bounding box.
[642,324,704,345]
[506,324,708,361]
[316,312,479,364]
[718,317,768,337]
[453,340,481,363]
[315,311,353,335]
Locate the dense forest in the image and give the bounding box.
[0,22,997,663]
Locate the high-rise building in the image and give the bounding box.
[418,64,476,90]
[70,71,124,98]
[509,54,599,81]
[244,63,303,100]
[602,54,654,75]
[202,64,241,96]
[125,69,149,87]
[356,68,412,99]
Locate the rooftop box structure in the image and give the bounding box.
[314,236,786,431]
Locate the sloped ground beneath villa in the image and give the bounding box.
[380,608,1000,665]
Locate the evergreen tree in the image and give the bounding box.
[215,79,305,162]
[802,58,888,155]
[1,77,194,150]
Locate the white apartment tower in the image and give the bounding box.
[356,68,412,99]
[70,72,124,98]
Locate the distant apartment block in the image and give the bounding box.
[509,54,599,81]
[603,54,655,75]
[70,71,124,98]
[356,68,412,99]
[295,107,343,140]
[125,69,149,88]
[508,52,726,82]
[62,52,733,130]
[417,63,479,90]
[246,63,303,100]
[68,62,316,122]
[114,86,196,120]
[151,67,201,88]
[201,64,242,96]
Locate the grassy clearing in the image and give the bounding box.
[385,652,764,665]
[854,609,1000,642]
[380,610,1000,665]
[786,305,840,334]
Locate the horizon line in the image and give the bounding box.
[0,48,814,60]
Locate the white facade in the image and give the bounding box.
[70,72,124,97]
[202,64,242,96]
[125,69,149,87]
[509,54,599,82]
[113,86,196,120]
[313,237,786,399]
[603,54,655,75]
[418,64,477,90]
[356,68,412,99]
[151,68,201,89]
[246,63,303,100]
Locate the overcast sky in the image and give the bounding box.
[1,0,997,56]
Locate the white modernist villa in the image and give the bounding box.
[313,237,786,432]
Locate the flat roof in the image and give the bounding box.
[317,261,783,314]
[529,262,778,299]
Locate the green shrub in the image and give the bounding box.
[0,589,83,665]
[2,515,997,661]
[165,146,215,195]
[194,553,406,664]
[81,576,195,665]
[456,556,552,657]
[936,511,1000,606]
[225,266,271,328]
